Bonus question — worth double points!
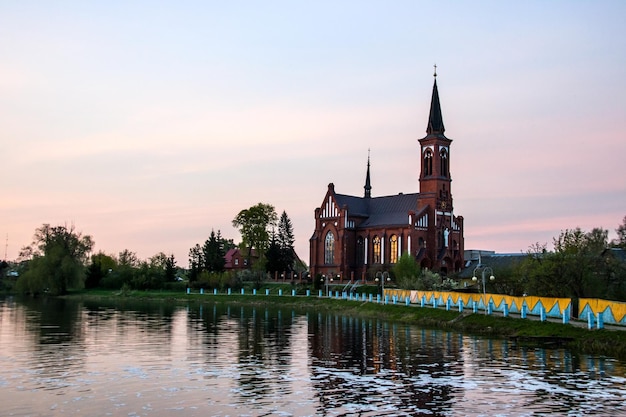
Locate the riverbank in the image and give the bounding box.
[63,289,626,360]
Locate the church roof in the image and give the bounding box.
[334,192,421,228]
[426,77,445,135]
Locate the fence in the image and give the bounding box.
[185,286,625,328]
[579,298,626,325]
[385,289,572,321]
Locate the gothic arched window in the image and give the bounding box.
[389,235,398,264]
[440,149,449,177]
[357,237,365,265]
[424,149,433,176]
[324,231,335,265]
[372,236,381,264]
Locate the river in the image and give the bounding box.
[0,296,625,416]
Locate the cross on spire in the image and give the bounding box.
[433,63,437,78]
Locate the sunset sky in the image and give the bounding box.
[2,1,625,265]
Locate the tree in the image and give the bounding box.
[118,249,139,268]
[188,244,203,282]
[393,252,421,289]
[85,252,116,289]
[518,229,610,300]
[277,211,296,273]
[164,254,177,282]
[613,216,626,248]
[16,224,93,295]
[203,230,226,273]
[232,203,277,265]
[265,232,282,274]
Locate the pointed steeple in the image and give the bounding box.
[426,66,445,135]
[364,149,372,198]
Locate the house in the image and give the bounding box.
[224,248,258,271]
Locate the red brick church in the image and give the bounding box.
[309,73,465,281]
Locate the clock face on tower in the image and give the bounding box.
[440,201,447,210]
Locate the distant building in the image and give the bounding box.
[309,73,465,281]
[460,250,527,279]
[224,248,258,271]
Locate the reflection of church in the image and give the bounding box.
[309,73,465,281]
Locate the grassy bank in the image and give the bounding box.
[64,288,626,360]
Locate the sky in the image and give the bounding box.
[2,1,625,265]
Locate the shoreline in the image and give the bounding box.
[60,289,626,360]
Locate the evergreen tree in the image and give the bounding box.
[188,244,203,282]
[203,230,226,273]
[265,231,282,274]
[277,211,296,272]
[165,254,177,282]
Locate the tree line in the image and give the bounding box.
[390,216,626,302]
[2,203,302,295]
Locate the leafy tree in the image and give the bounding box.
[118,249,139,268]
[393,252,421,289]
[518,229,610,300]
[16,224,93,295]
[232,203,277,265]
[613,216,626,249]
[85,252,116,289]
[417,269,441,290]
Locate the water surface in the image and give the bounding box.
[0,296,625,416]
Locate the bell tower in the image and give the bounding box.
[418,67,453,213]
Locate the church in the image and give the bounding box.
[309,73,465,281]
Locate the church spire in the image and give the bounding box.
[426,65,445,135]
[364,149,372,198]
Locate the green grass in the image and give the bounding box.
[63,288,626,360]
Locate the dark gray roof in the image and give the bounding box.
[334,192,421,228]
[603,248,626,263]
[426,78,445,135]
[458,253,526,278]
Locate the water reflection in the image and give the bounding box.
[1,296,625,416]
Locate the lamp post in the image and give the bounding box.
[375,271,390,297]
[321,274,334,297]
[472,265,495,314]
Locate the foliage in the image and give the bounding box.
[188,230,233,282]
[232,203,277,264]
[164,254,177,282]
[188,243,203,283]
[614,215,626,248]
[118,249,139,268]
[16,224,94,295]
[95,250,177,291]
[392,252,421,289]
[193,270,240,291]
[85,252,116,289]
[513,227,626,300]
[203,230,226,273]
[265,233,282,274]
[433,277,459,291]
[265,211,297,274]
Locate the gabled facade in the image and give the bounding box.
[224,248,258,271]
[309,74,464,281]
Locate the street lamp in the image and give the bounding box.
[472,265,495,314]
[375,271,390,296]
[321,274,334,297]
